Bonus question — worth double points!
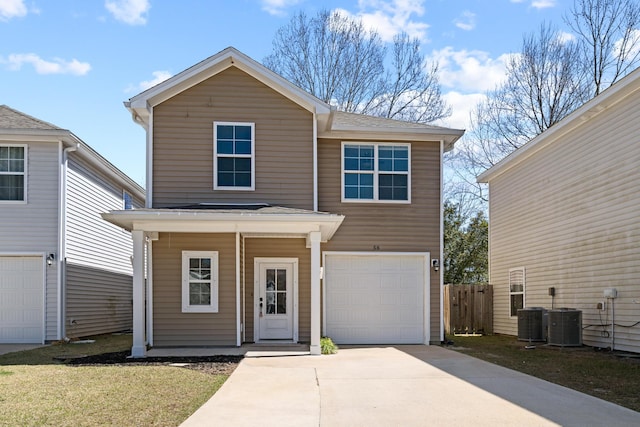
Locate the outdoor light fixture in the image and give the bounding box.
[431,258,440,271]
[46,253,55,266]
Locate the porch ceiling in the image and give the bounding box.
[101,206,345,242]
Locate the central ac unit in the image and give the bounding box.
[517,307,547,342]
[548,308,582,347]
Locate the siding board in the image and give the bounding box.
[488,90,640,352]
[152,67,314,209]
[318,138,443,341]
[152,233,237,346]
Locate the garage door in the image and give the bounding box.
[324,253,428,344]
[0,256,44,343]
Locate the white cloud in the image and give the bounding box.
[2,53,91,75]
[531,0,556,9]
[431,47,511,93]
[337,0,429,42]
[435,91,487,130]
[126,70,172,93]
[557,31,575,44]
[0,0,27,21]
[105,0,150,25]
[261,0,302,16]
[454,10,476,31]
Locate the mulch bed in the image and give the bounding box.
[61,351,242,375]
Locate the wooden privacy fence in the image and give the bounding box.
[444,284,493,335]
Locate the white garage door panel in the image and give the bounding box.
[325,254,427,345]
[0,257,44,343]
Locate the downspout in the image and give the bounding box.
[58,140,78,340]
[313,111,318,211]
[439,139,445,344]
[236,232,241,347]
[145,107,153,208]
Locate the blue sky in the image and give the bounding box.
[1,0,568,186]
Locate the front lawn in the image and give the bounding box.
[0,335,236,426]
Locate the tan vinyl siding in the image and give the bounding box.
[488,92,640,352]
[243,238,310,343]
[65,263,133,338]
[152,233,237,346]
[318,138,442,342]
[0,141,60,341]
[152,67,314,209]
[66,155,134,276]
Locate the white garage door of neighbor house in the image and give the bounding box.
[324,254,428,345]
[0,256,44,343]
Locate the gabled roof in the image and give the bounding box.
[0,105,144,199]
[126,46,333,127]
[323,111,464,150]
[125,46,464,149]
[478,66,640,183]
[0,105,61,130]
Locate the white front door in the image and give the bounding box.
[255,259,297,341]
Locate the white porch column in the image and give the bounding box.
[309,231,322,355]
[131,230,146,357]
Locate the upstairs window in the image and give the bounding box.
[509,267,525,317]
[0,145,26,202]
[123,191,133,210]
[214,122,255,190]
[342,142,410,203]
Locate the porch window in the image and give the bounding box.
[0,145,26,202]
[509,267,525,317]
[214,122,255,190]
[182,251,219,313]
[342,142,410,202]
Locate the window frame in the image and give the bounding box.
[123,190,133,210]
[213,121,255,191]
[508,267,525,317]
[0,144,27,204]
[181,251,219,313]
[341,141,411,204]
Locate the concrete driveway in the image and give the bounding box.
[181,345,640,427]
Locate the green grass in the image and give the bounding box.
[0,335,231,426]
[449,334,640,412]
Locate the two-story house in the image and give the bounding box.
[102,47,463,357]
[0,105,144,344]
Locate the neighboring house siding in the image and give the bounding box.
[152,67,314,209]
[0,141,60,340]
[318,138,442,341]
[152,233,237,346]
[66,155,134,275]
[243,238,310,343]
[65,263,133,337]
[488,92,640,352]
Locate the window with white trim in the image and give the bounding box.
[0,145,26,202]
[123,191,133,210]
[182,251,219,313]
[509,267,525,317]
[342,142,410,202]
[214,122,255,190]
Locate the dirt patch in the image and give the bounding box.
[64,351,242,376]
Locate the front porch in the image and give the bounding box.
[146,343,310,358]
[102,205,344,358]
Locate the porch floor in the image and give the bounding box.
[146,343,310,358]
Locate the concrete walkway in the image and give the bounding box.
[0,344,45,356]
[181,345,640,427]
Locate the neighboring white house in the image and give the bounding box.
[0,105,144,343]
[478,68,640,353]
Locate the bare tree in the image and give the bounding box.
[448,23,591,206]
[565,0,640,95]
[263,10,450,123]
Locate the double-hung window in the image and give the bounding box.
[342,142,410,202]
[509,267,525,317]
[0,145,26,202]
[182,251,219,313]
[214,122,254,190]
[123,191,133,210]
